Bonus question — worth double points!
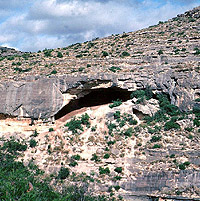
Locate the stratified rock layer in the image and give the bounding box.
[0,69,199,119]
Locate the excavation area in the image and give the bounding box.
[55,87,132,120]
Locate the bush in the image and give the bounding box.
[29,139,37,148]
[81,113,90,127]
[123,127,133,137]
[114,167,122,174]
[109,66,121,73]
[69,161,78,167]
[103,153,110,159]
[194,119,200,127]
[178,162,190,170]
[50,70,57,75]
[164,121,180,131]
[107,122,116,135]
[121,51,130,57]
[130,87,153,104]
[109,99,122,108]
[99,167,110,175]
[57,51,63,58]
[128,118,137,125]
[65,118,83,134]
[71,154,81,160]
[158,50,163,55]
[57,167,70,179]
[152,144,161,149]
[91,154,100,162]
[113,185,120,191]
[49,128,54,132]
[150,135,162,143]
[2,138,27,154]
[102,51,109,57]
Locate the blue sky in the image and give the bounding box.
[0,0,199,52]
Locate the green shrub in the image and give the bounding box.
[79,67,85,72]
[81,113,90,127]
[185,127,193,132]
[2,138,27,154]
[99,167,110,175]
[113,185,120,191]
[57,51,63,58]
[49,128,54,132]
[103,153,110,159]
[32,129,39,137]
[71,154,81,160]
[109,99,122,108]
[128,119,137,125]
[109,66,121,73]
[102,51,109,57]
[57,167,70,179]
[65,118,83,134]
[114,167,122,174]
[152,144,161,149]
[114,176,122,180]
[123,127,133,137]
[121,51,130,57]
[44,50,52,57]
[7,56,14,60]
[170,154,175,158]
[91,154,100,162]
[107,140,116,146]
[194,48,200,55]
[164,121,180,131]
[150,135,162,143]
[107,122,116,135]
[194,119,200,127]
[29,139,37,148]
[178,162,190,170]
[158,50,163,55]
[130,86,153,104]
[69,161,78,167]
[91,125,97,132]
[50,70,57,75]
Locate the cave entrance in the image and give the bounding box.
[55,87,132,120]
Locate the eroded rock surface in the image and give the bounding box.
[0,70,199,119]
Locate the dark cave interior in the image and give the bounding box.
[55,87,132,120]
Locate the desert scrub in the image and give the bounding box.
[2,138,27,154]
[164,120,180,131]
[109,99,122,108]
[99,167,110,175]
[65,113,90,134]
[49,128,54,132]
[29,139,37,148]
[103,153,110,159]
[71,154,81,160]
[150,135,162,143]
[114,167,122,174]
[57,167,70,179]
[130,86,153,104]
[109,66,121,73]
[91,153,101,162]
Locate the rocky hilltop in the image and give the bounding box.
[0,6,200,201]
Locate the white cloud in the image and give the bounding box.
[0,0,199,52]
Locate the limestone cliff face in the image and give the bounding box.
[0,69,199,119]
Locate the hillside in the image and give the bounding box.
[0,6,199,81]
[0,6,200,201]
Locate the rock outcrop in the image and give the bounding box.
[0,70,199,119]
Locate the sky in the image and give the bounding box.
[0,0,199,52]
